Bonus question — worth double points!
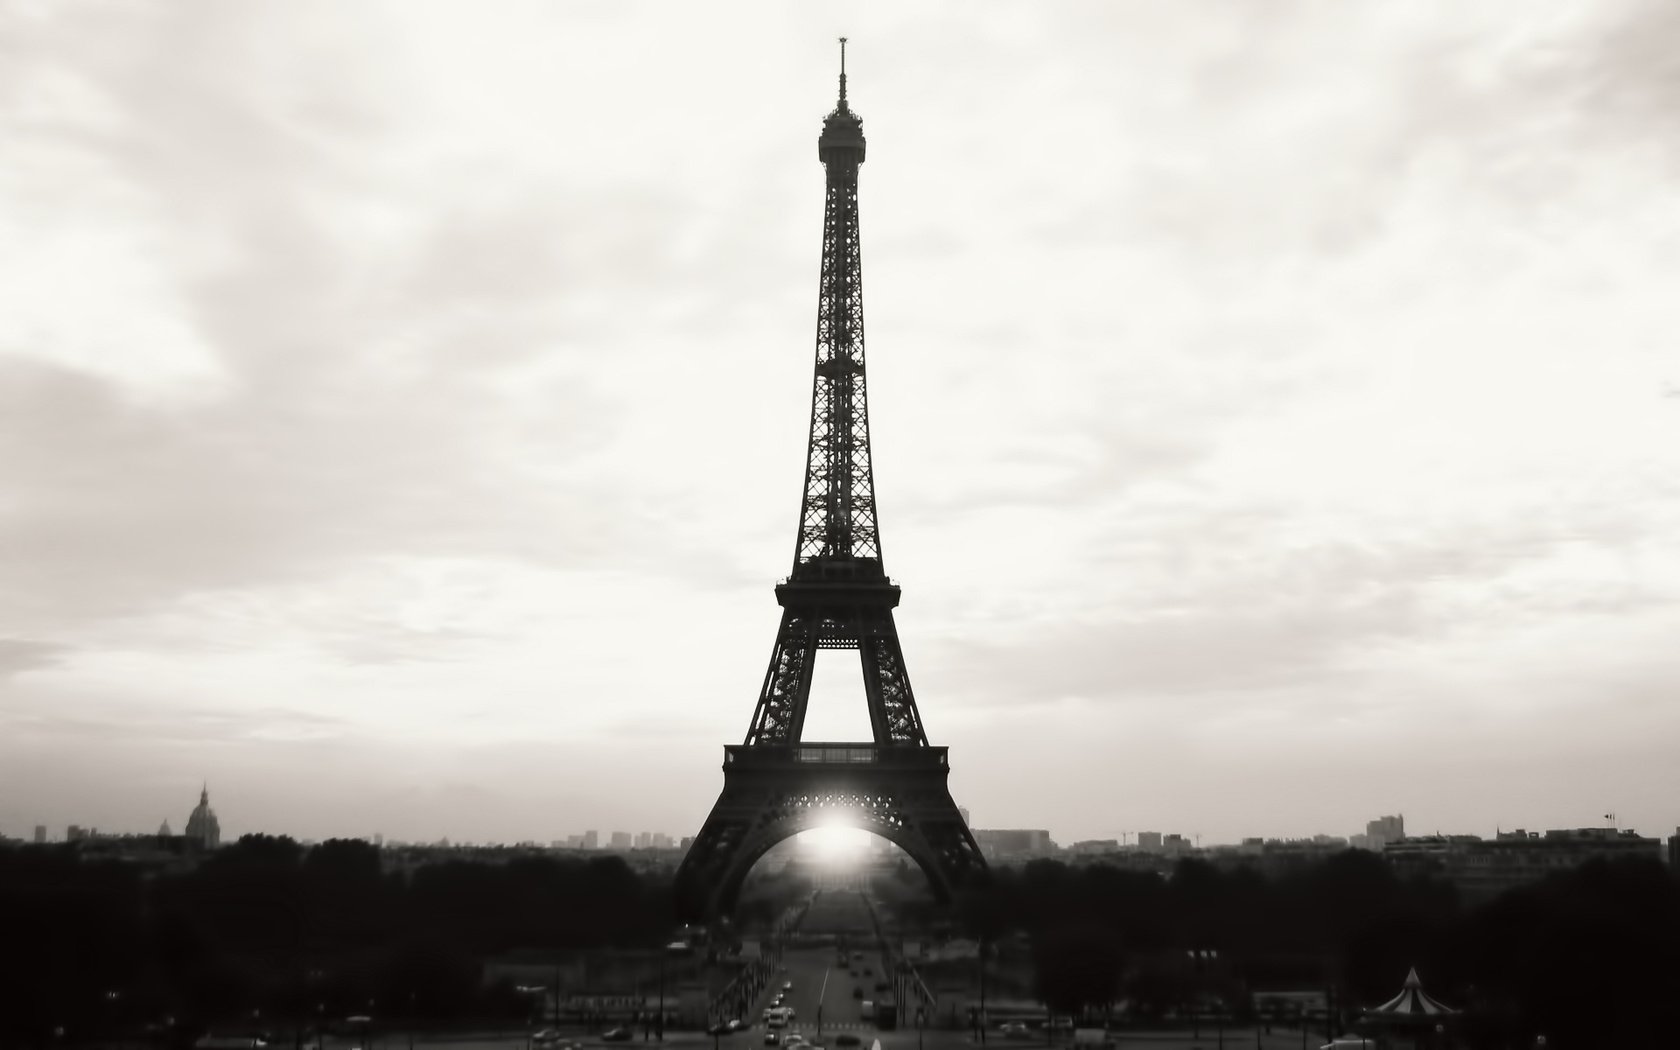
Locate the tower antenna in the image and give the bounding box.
[838,37,848,105]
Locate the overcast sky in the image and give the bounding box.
[4,1,1679,850]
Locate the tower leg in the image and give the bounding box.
[675,748,986,923]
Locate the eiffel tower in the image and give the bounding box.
[675,41,987,922]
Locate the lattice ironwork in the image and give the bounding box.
[677,43,986,922]
[676,747,988,921]
[796,145,878,565]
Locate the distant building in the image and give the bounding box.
[34,824,46,844]
[583,830,599,849]
[1255,837,1349,872]
[184,785,221,850]
[1163,833,1191,854]
[634,832,651,849]
[157,820,173,836]
[67,825,88,841]
[1669,827,1679,869]
[971,828,1054,860]
[1365,814,1404,850]
[958,807,971,827]
[1386,827,1663,901]
[1070,839,1119,855]
[680,835,694,851]
[610,831,632,850]
[1137,831,1163,852]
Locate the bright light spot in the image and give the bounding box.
[800,817,874,864]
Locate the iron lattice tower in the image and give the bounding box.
[676,42,987,921]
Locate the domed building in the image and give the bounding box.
[184,784,221,850]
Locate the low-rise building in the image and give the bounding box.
[971,828,1055,861]
[1069,839,1120,856]
[1386,827,1663,900]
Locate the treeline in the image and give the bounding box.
[914,851,1680,1048]
[0,835,677,1042]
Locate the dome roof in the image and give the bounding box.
[185,784,221,848]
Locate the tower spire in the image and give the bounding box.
[838,36,848,108]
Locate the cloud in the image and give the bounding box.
[0,639,70,680]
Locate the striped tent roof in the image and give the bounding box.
[1368,967,1457,1016]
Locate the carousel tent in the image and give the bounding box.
[1368,967,1458,1017]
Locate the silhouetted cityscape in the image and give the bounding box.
[15,790,1679,906]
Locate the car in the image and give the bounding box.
[835,1036,861,1047]
[603,1029,634,1042]
[782,981,794,991]
[764,1034,780,1046]
[851,988,863,1000]
[1000,1023,1030,1038]
[708,1023,732,1037]
[728,1019,746,1033]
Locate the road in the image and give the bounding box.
[331,1023,1332,1050]
[310,889,1330,1050]
[758,944,895,1039]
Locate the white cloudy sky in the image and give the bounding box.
[4,0,1679,849]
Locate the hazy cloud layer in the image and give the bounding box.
[3,1,1678,847]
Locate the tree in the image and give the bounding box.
[1031,926,1124,1019]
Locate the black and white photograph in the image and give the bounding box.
[3,3,1679,1048]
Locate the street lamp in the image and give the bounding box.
[102,990,121,1045]
[658,945,674,1042]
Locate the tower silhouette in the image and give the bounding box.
[675,42,987,921]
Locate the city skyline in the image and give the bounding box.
[5,3,1680,849]
[12,793,1667,857]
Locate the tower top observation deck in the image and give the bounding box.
[820,38,865,163]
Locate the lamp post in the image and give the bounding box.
[657,946,667,1042]
[102,990,121,1048]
